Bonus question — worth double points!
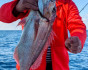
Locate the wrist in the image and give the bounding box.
[12,1,25,17]
[12,6,21,17]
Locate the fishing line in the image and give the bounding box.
[79,2,88,13]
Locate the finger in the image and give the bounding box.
[34,0,38,6]
[65,43,71,50]
[65,38,71,46]
[70,43,82,54]
[71,43,82,51]
[36,0,38,2]
[35,0,38,5]
[65,37,79,50]
[65,37,82,54]
[70,46,82,54]
[70,37,81,47]
[70,36,79,44]
[65,38,71,49]
[70,49,78,54]
[65,41,71,48]
[25,3,39,10]
[26,0,38,7]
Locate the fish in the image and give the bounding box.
[14,0,56,70]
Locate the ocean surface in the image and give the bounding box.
[0,30,88,70]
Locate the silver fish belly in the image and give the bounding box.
[14,0,56,70]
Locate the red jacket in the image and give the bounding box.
[0,0,87,70]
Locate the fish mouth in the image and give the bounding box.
[38,10,50,22]
[38,0,56,22]
[38,7,56,22]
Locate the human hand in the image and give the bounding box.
[65,36,82,54]
[16,0,38,12]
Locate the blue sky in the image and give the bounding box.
[0,0,88,30]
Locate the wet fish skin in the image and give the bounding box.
[14,10,38,68]
[38,0,56,20]
[14,0,56,70]
[29,1,56,69]
[15,11,40,70]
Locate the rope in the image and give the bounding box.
[79,2,88,13]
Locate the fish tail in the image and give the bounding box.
[13,47,19,65]
[46,30,57,46]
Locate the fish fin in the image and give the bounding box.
[13,47,19,65]
[46,30,57,46]
[30,30,56,69]
[30,30,57,69]
[17,18,27,26]
[34,18,40,40]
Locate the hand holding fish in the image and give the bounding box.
[14,0,56,69]
[16,0,38,12]
[65,36,82,54]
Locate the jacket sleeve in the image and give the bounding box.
[67,1,87,49]
[0,1,29,23]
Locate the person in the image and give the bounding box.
[0,0,87,70]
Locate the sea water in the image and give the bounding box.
[0,30,88,70]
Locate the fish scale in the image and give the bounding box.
[14,0,56,70]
